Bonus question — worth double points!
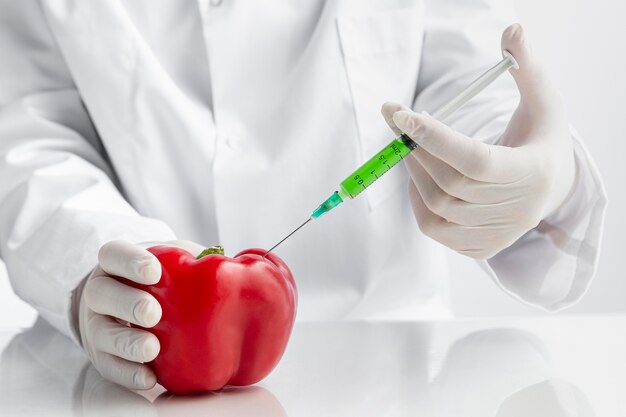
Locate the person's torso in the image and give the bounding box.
[41,0,450,320]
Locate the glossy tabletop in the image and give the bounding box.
[1,315,624,416]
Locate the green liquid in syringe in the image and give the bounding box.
[312,134,416,218]
[340,133,416,198]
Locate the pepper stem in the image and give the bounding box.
[196,245,225,259]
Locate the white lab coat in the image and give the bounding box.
[0,0,606,342]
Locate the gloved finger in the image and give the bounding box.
[393,110,527,183]
[92,351,157,390]
[99,240,162,284]
[84,275,162,327]
[381,101,412,136]
[411,146,521,204]
[405,156,494,226]
[409,146,478,203]
[408,181,510,258]
[89,314,160,362]
[501,24,562,115]
[454,230,529,259]
[456,225,527,260]
[407,180,456,241]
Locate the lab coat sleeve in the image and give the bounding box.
[414,0,607,310]
[0,2,177,342]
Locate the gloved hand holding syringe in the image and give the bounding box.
[265,50,519,255]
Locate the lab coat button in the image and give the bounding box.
[225,136,241,151]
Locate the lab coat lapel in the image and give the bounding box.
[39,0,217,181]
[39,0,141,132]
[39,0,218,228]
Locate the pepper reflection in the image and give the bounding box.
[0,318,287,417]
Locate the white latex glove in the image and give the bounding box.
[382,24,576,260]
[77,239,205,389]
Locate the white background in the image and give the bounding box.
[1,0,624,327]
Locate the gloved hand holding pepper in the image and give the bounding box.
[76,239,297,393]
[77,239,206,390]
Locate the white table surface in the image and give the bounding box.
[0,315,624,416]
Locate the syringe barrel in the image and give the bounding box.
[339,134,416,199]
[431,52,518,122]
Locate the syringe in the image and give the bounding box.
[265,51,519,255]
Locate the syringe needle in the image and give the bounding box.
[264,217,312,256]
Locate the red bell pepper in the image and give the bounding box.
[121,246,297,394]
